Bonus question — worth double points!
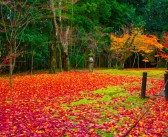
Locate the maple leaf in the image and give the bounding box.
[0,71,167,136]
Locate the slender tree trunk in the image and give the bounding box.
[119,59,125,69]
[132,53,136,68]
[99,54,101,67]
[9,58,13,88]
[137,53,139,68]
[9,45,13,88]
[31,49,34,75]
[156,57,159,68]
[121,61,125,69]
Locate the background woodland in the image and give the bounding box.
[0,0,168,74]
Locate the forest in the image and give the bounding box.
[0,0,168,74]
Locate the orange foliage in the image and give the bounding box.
[132,34,163,52]
[110,33,163,53]
[110,31,163,64]
[110,33,132,67]
[110,33,130,50]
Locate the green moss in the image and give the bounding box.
[99,95,111,102]
[94,86,127,96]
[124,93,146,109]
[71,98,96,106]
[73,122,78,125]
[94,86,129,103]
[68,116,76,120]
[96,130,114,137]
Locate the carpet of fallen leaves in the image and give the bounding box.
[0,71,167,137]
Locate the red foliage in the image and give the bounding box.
[0,71,167,136]
[3,58,10,64]
[10,55,15,59]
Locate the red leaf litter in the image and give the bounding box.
[0,71,167,136]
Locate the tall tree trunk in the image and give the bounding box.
[63,52,69,71]
[57,44,62,72]
[60,26,70,71]
[58,0,70,71]
[50,0,62,73]
[132,53,136,68]
[49,43,57,73]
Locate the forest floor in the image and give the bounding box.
[0,69,167,136]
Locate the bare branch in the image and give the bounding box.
[0,1,11,5]
[1,5,11,43]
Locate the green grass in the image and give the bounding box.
[100,68,164,78]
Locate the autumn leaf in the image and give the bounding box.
[0,71,167,136]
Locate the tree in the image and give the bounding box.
[57,0,70,71]
[131,33,163,67]
[110,29,163,69]
[110,33,134,69]
[49,0,77,72]
[0,1,35,87]
[49,0,62,73]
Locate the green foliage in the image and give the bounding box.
[88,52,94,57]
[162,47,168,53]
[0,44,2,51]
[0,0,167,72]
[69,52,86,68]
[115,64,124,70]
[144,0,168,33]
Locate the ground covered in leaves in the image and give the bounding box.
[0,70,168,137]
